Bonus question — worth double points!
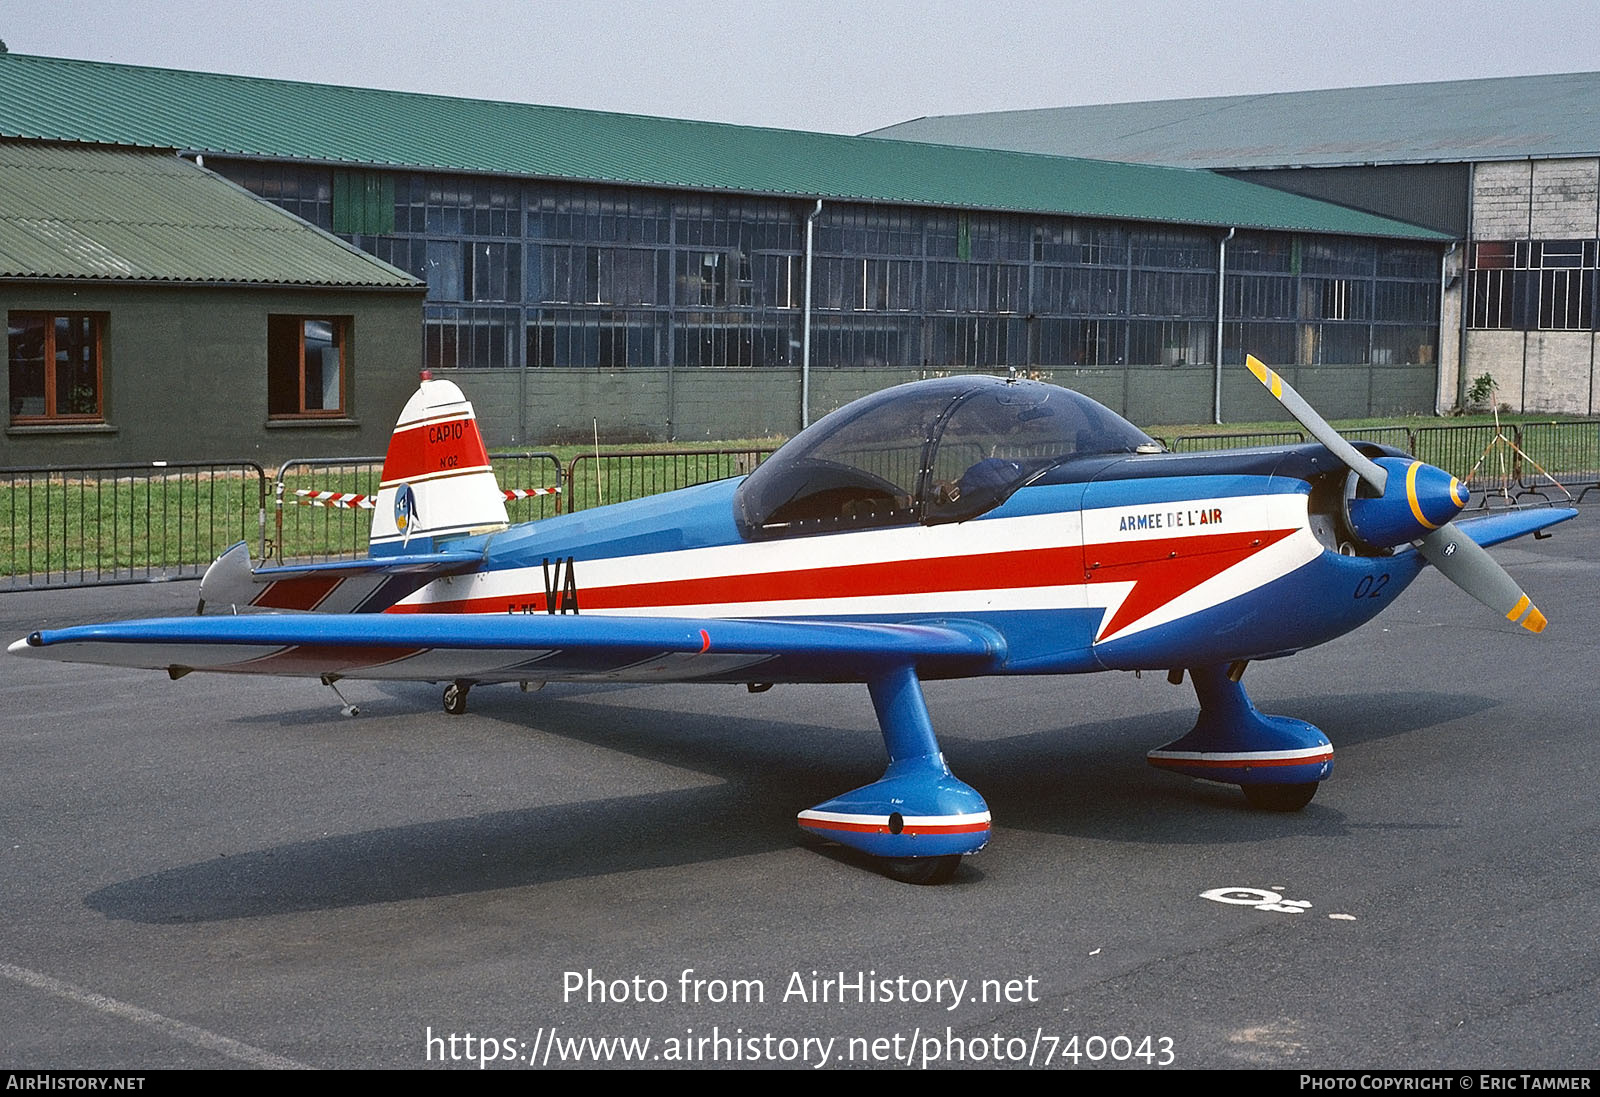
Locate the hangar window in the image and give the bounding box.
[1469,239,1597,331]
[431,307,519,369]
[1534,240,1595,331]
[268,316,349,417]
[8,312,104,423]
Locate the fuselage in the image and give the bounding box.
[389,443,1423,681]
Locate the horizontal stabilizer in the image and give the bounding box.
[197,541,485,615]
[249,553,486,580]
[11,613,1006,685]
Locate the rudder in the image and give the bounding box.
[370,373,508,556]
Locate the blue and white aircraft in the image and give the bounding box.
[10,357,1574,883]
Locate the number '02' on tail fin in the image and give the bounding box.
[369,375,509,557]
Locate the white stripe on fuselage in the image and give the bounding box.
[397,491,1316,641]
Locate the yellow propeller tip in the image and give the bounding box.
[1521,608,1548,633]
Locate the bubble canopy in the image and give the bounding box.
[735,375,1157,538]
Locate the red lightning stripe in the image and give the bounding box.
[389,528,1296,640]
[1087,529,1296,640]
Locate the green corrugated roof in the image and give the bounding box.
[871,73,1600,170]
[0,139,422,286]
[0,54,1446,241]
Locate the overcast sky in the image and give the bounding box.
[3,0,1596,135]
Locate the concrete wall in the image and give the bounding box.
[1466,330,1598,417]
[3,282,423,467]
[455,361,1439,448]
[1466,330,1529,412]
[1473,161,1536,238]
[1475,156,1600,240]
[1530,159,1600,237]
[1523,332,1595,414]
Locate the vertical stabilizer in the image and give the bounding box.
[369,376,508,556]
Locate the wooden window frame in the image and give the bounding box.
[268,315,349,419]
[7,311,106,424]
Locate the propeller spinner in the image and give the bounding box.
[1244,355,1548,633]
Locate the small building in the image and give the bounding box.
[1,140,425,465]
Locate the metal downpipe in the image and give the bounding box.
[802,199,823,429]
[1214,227,1235,424]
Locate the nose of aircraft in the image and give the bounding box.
[1244,354,1553,633]
[1406,459,1470,528]
[1345,457,1469,548]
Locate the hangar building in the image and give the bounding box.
[875,73,1600,417]
[1,54,1450,455]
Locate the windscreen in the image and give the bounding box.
[922,381,1155,523]
[735,376,1154,537]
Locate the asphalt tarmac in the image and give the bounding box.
[2,507,1596,1070]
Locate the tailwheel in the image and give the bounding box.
[1241,782,1318,812]
[880,855,962,886]
[442,680,471,716]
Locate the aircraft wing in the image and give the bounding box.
[1450,506,1577,549]
[9,612,1007,685]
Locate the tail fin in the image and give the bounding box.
[369,375,508,557]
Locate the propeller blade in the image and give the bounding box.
[1245,355,1388,493]
[1242,355,1548,632]
[1415,523,1547,632]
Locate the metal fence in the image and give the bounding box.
[1343,426,1415,451]
[1412,424,1523,499]
[563,448,774,512]
[1514,422,1599,502]
[6,424,1597,590]
[1,461,267,590]
[272,452,564,563]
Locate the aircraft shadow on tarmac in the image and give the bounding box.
[84,686,1491,924]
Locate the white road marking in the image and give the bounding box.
[1201,886,1312,914]
[0,961,310,1069]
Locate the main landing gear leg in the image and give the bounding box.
[1147,663,1332,811]
[797,664,991,884]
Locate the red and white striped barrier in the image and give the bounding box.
[293,486,559,509]
[293,489,377,510]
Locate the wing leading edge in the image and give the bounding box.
[1450,506,1577,549]
[9,613,1007,685]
